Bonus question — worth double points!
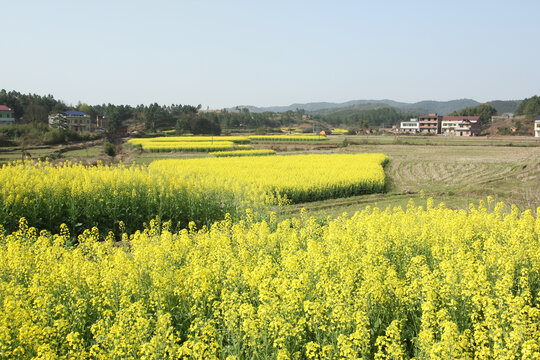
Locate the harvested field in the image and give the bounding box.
[280,144,540,219]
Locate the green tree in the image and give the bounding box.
[0,89,67,120]
[189,117,221,135]
[295,108,306,122]
[103,139,116,157]
[51,103,68,114]
[23,102,49,124]
[143,103,174,131]
[448,103,497,127]
[175,118,191,134]
[173,104,199,133]
[105,106,131,142]
[77,103,97,120]
[514,95,540,118]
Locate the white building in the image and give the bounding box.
[400,119,420,133]
[49,110,92,132]
[535,117,540,138]
[0,105,15,126]
[441,116,481,136]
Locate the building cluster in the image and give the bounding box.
[2,104,540,138]
[0,105,106,133]
[400,113,482,136]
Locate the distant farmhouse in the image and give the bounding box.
[400,118,420,133]
[399,113,442,134]
[400,114,481,136]
[0,105,15,126]
[441,116,481,136]
[418,113,442,134]
[49,110,92,132]
[535,116,540,138]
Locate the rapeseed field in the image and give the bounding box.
[0,154,387,234]
[0,200,538,358]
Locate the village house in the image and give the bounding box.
[441,116,481,136]
[400,118,420,133]
[0,105,15,126]
[535,117,540,138]
[418,113,442,134]
[48,110,92,133]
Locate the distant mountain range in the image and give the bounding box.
[230,99,521,116]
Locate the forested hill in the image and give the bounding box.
[312,106,410,128]
[232,99,481,115]
[296,99,523,129]
[487,100,521,114]
[232,98,522,116]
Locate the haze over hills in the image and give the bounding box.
[231,99,521,116]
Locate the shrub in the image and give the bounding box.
[42,129,67,145]
[103,139,116,157]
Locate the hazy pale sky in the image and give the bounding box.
[2,0,539,109]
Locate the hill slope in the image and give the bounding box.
[232,99,481,115]
[486,100,521,114]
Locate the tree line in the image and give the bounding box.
[313,107,413,129]
[447,103,497,128]
[0,90,304,139]
[0,89,68,122]
[5,89,536,143]
[514,96,540,118]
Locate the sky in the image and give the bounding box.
[2,0,539,109]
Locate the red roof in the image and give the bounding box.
[443,116,480,121]
[0,105,13,112]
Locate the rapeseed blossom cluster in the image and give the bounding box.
[0,200,538,359]
[209,149,276,157]
[0,154,387,234]
[128,136,251,144]
[126,134,328,152]
[248,135,327,142]
[149,153,387,204]
[0,160,240,235]
[331,129,349,135]
[134,141,245,152]
[127,136,251,152]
